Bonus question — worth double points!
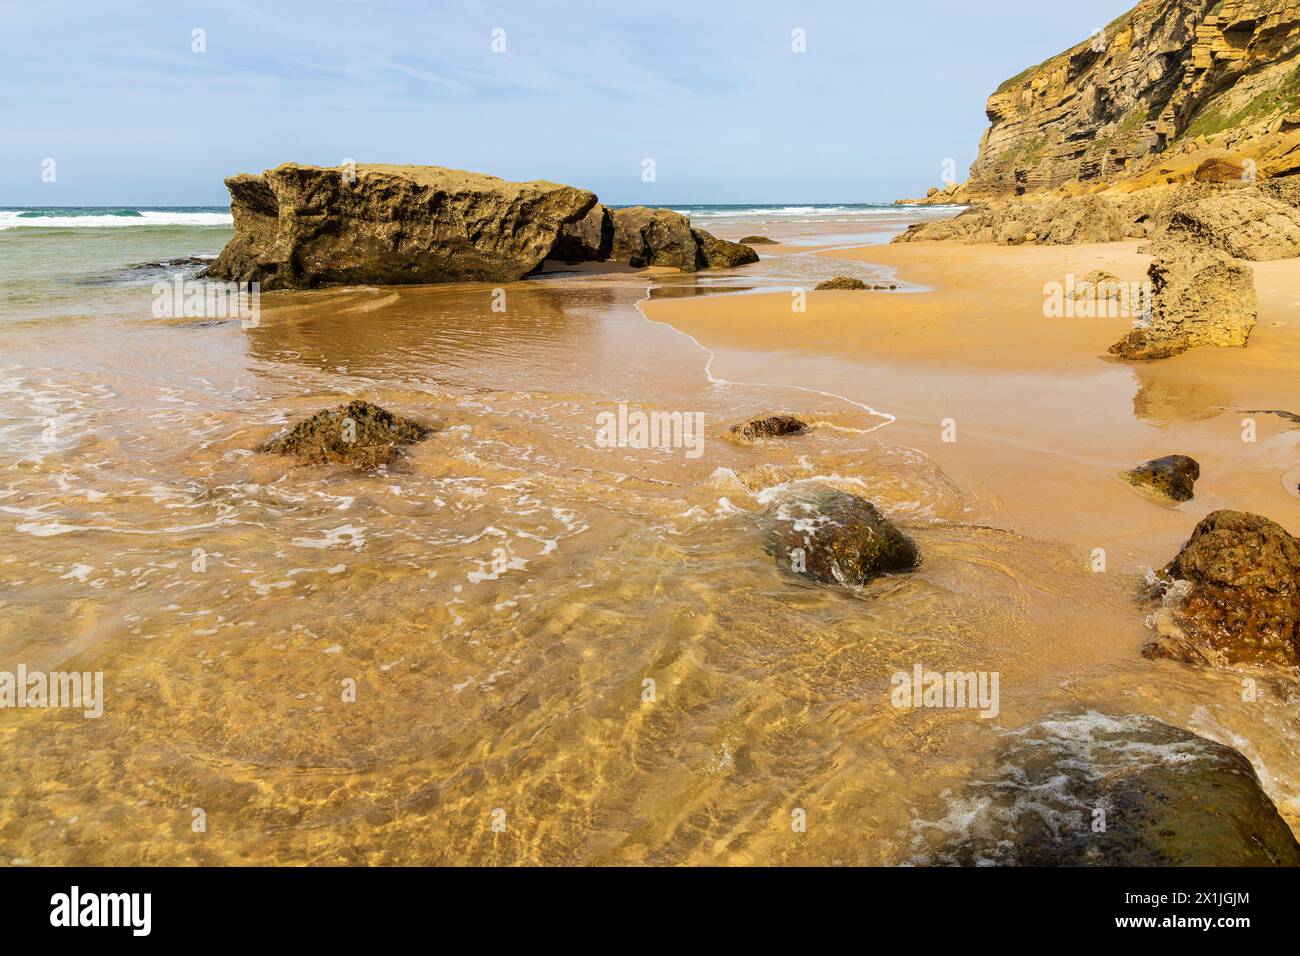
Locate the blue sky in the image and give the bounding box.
[1,0,1134,206]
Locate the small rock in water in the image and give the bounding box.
[1143,509,1300,668]
[763,486,919,587]
[728,414,810,442]
[814,276,868,291]
[261,400,434,469]
[1122,454,1200,501]
[910,712,1300,866]
[738,235,777,245]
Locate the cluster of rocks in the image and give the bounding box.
[208,163,758,290]
[895,172,1300,258]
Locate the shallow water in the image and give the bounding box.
[0,216,1297,865]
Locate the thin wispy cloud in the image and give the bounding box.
[2,0,1135,204]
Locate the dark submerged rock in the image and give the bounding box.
[739,235,778,244]
[912,712,1300,866]
[763,487,919,587]
[262,400,433,469]
[1122,454,1201,501]
[1144,509,1300,668]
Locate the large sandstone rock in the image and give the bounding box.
[607,206,758,271]
[1144,510,1300,668]
[1165,188,1300,260]
[894,194,1130,245]
[208,163,598,290]
[692,229,760,269]
[913,712,1300,866]
[1108,239,1257,360]
[550,203,613,262]
[763,487,919,587]
[610,206,699,270]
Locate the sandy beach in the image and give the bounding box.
[646,239,1300,564]
[15,0,1300,931]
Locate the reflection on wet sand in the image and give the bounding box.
[1,235,1298,865]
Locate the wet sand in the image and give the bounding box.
[646,239,1300,564]
[2,230,1298,865]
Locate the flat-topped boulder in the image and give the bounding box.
[208,163,598,290]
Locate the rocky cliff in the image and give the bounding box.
[946,0,1300,199]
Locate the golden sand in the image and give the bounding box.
[645,240,1300,563]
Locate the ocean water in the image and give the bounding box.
[3,201,1296,865]
[0,202,961,323]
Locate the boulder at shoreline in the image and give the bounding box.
[763,487,919,587]
[1122,455,1200,501]
[1144,510,1300,669]
[207,165,758,289]
[262,400,434,469]
[1108,239,1256,360]
[608,206,758,271]
[728,414,810,442]
[914,712,1300,866]
[814,276,868,290]
[208,163,598,290]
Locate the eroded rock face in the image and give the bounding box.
[262,400,433,469]
[895,194,1131,245]
[692,229,760,269]
[208,163,598,290]
[910,712,1300,866]
[1122,454,1201,501]
[1144,509,1300,668]
[964,1,1300,197]
[1165,187,1300,259]
[551,203,613,263]
[728,414,810,442]
[814,276,868,290]
[763,487,919,587]
[607,207,758,271]
[1109,239,1256,360]
[610,206,699,270]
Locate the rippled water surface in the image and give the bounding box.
[1,220,1297,864]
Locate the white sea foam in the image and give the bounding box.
[0,210,232,230]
